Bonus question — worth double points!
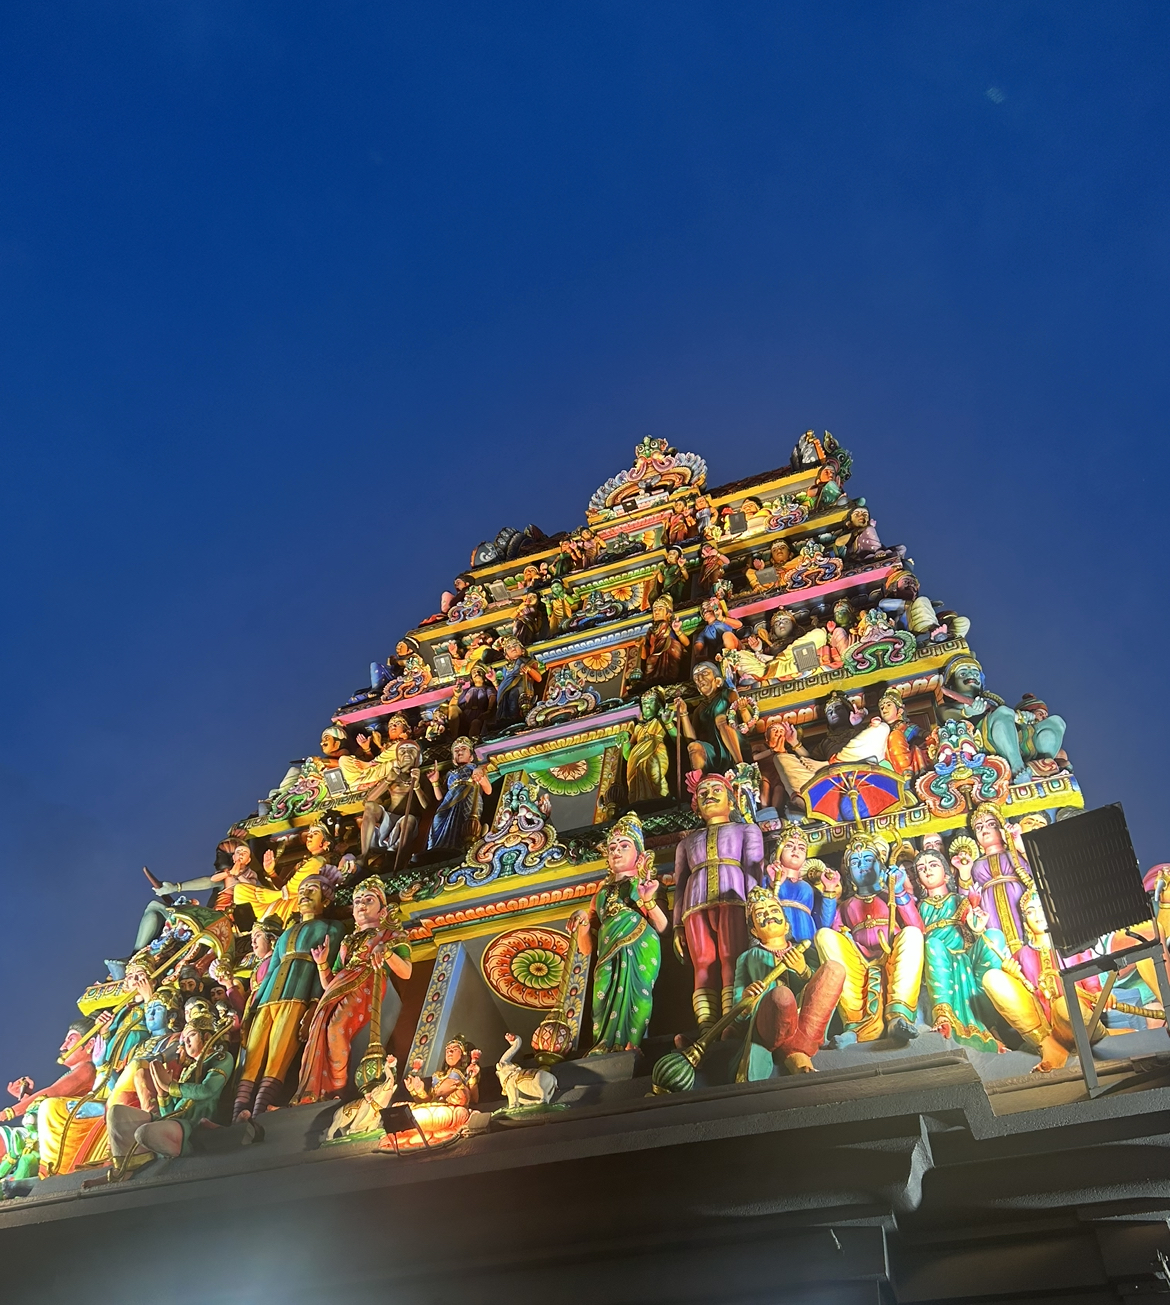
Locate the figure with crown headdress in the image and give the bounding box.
[877,685,927,777]
[570,814,668,1055]
[969,801,1034,957]
[622,689,675,804]
[765,824,841,948]
[425,737,493,854]
[815,833,925,1044]
[672,772,765,1029]
[295,878,413,1104]
[732,886,845,1077]
[377,1034,481,1154]
[101,1014,240,1181]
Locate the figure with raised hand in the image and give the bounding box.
[570,814,668,1054]
[233,874,346,1122]
[815,834,925,1044]
[913,849,1002,1051]
[425,737,493,854]
[296,878,413,1104]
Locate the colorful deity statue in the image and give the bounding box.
[103,1016,240,1181]
[233,875,347,1122]
[976,890,1106,1070]
[644,546,691,612]
[450,662,497,739]
[691,595,742,664]
[693,541,731,599]
[238,823,334,927]
[35,957,156,1177]
[0,1020,96,1179]
[764,824,840,947]
[969,802,1034,957]
[676,661,746,775]
[815,834,925,1044]
[266,727,348,821]
[380,638,433,703]
[912,850,1003,1052]
[296,878,413,1104]
[512,591,544,646]
[493,637,544,726]
[877,686,927,777]
[358,741,430,865]
[939,656,1068,782]
[543,578,583,634]
[426,737,493,854]
[570,814,668,1054]
[732,886,845,1078]
[672,772,765,1027]
[637,595,689,686]
[623,688,675,803]
[377,1035,481,1154]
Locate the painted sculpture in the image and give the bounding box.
[732,886,845,1077]
[377,1035,481,1154]
[672,773,765,1027]
[7,427,1126,1181]
[233,875,347,1122]
[571,814,668,1054]
[295,879,412,1104]
[814,834,925,1045]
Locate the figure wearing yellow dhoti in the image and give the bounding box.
[234,823,331,925]
[816,923,924,1043]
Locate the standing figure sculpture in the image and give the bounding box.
[426,738,493,854]
[969,802,1034,957]
[296,878,413,1103]
[233,875,347,1122]
[637,596,689,687]
[672,773,765,1028]
[815,835,925,1044]
[623,689,675,803]
[913,850,1003,1051]
[571,814,668,1054]
[493,637,544,726]
[764,824,840,950]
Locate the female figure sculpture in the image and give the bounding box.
[426,738,493,853]
[296,878,412,1103]
[623,689,674,803]
[913,850,1002,1051]
[376,1035,481,1154]
[570,814,668,1054]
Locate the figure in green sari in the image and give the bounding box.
[913,851,1003,1053]
[570,813,668,1054]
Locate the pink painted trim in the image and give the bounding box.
[335,684,454,724]
[730,565,894,621]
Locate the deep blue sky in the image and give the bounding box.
[2,4,1167,1081]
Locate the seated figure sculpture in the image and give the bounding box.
[732,886,845,1078]
[815,835,925,1044]
[36,958,156,1177]
[377,1035,481,1155]
[939,655,1067,782]
[103,1016,242,1181]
